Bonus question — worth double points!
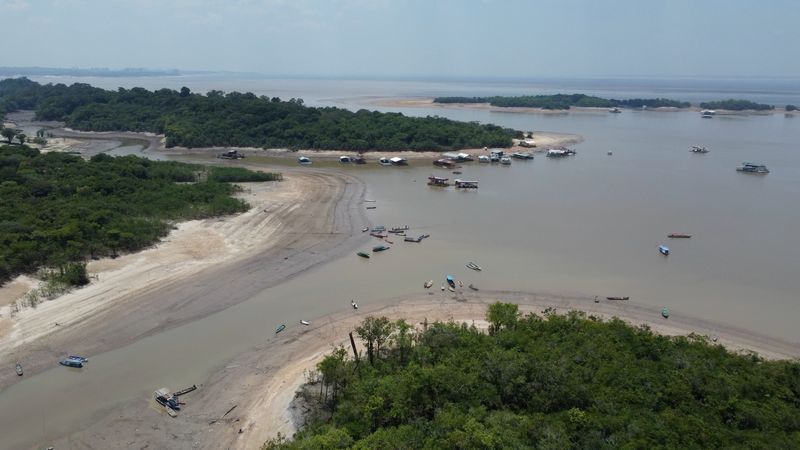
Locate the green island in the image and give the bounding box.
[699,99,774,111]
[267,304,800,449]
[0,144,280,287]
[433,94,691,110]
[0,78,520,151]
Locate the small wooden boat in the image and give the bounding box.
[424,280,433,289]
[668,233,691,238]
[357,252,370,258]
[15,363,23,376]
[351,300,359,309]
[661,307,670,319]
[404,236,422,243]
[446,275,456,288]
[275,324,286,334]
[468,284,479,291]
[373,245,390,252]
[59,359,83,368]
[466,261,482,271]
[659,245,670,256]
[300,320,310,326]
[606,296,630,301]
[68,355,88,363]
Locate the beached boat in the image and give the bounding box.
[352,155,366,164]
[478,155,490,163]
[297,156,312,165]
[466,261,482,271]
[433,159,456,168]
[389,157,408,166]
[379,157,391,166]
[468,284,479,291]
[68,355,89,363]
[690,145,709,153]
[424,280,433,289]
[404,236,422,242]
[361,227,368,232]
[154,388,181,412]
[15,363,22,376]
[659,245,670,255]
[276,324,286,334]
[300,320,310,326]
[351,300,359,309]
[59,359,83,368]
[373,245,390,252]
[447,286,456,292]
[500,156,512,165]
[511,152,534,160]
[519,139,536,148]
[489,153,501,163]
[357,252,370,258]
[609,107,621,113]
[339,156,351,163]
[661,307,670,318]
[736,162,769,174]
[446,275,456,288]
[668,233,692,239]
[606,296,630,301]
[427,175,450,186]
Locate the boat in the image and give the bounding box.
[371,225,386,232]
[373,245,390,252]
[68,355,88,363]
[379,157,391,166]
[370,232,387,238]
[468,284,479,291]
[357,252,370,258]
[690,145,709,153]
[59,359,83,368]
[609,107,621,113]
[606,296,630,301]
[446,275,456,288]
[661,307,670,318]
[389,157,408,166]
[15,363,22,376]
[668,233,692,239]
[154,388,181,412]
[390,226,409,232]
[736,162,769,174]
[424,280,433,289]
[275,324,286,334]
[701,109,715,118]
[477,155,490,163]
[466,261,481,271]
[454,179,478,189]
[297,156,312,165]
[361,227,369,232]
[519,139,536,148]
[607,151,613,156]
[366,206,376,210]
[511,152,534,160]
[458,280,464,287]
[500,156,512,165]
[546,148,576,158]
[659,245,670,255]
[352,155,366,164]
[440,285,445,291]
[351,300,359,309]
[433,158,456,168]
[404,236,422,242]
[447,286,456,292]
[300,320,310,326]
[452,170,462,175]
[384,239,394,244]
[427,175,450,186]
[339,156,351,163]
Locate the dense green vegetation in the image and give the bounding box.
[0,145,280,285]
[700,99,774,111]
[267,304,800,449]
[433,94,691,110]
[0,78,520,151]
[787,105,797,112]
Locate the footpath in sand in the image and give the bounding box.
[51,290,800,450]
[0,167,370,391]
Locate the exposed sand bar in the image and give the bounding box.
[47,290,799,450]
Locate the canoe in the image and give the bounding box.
[357,252,370,258]
[351,300,359,309]
[606,296,630,301]
[659,245,670,255]
[424,280,433,289]
[661,307,670,319]
[275,324,286,334]
[446,275,456,288]
[15,363,22,376]
[466,262,482,271]
[668,234,691,238]
[300,320,310,326]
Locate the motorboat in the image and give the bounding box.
[379,157,391,166]
[500,156,512,165]
[276,324,286,334]
[446,275,456,288]
[661,307,670,318]
[466,261,481,271]
[609,107,621,113]
[427,176,450,186]
[690,146,709,153]
[15,363,22,376]
[389,157,408,166]
[300,320,310,326]
[736,163,769,174]
[468,284,479,291]
[372,245,390,252]
[606,296,630,301]
[59,359,83,368]
[477,155,490,163]
[357,252,370,258]
[659,245,670,256]
[339,156,351,163]
[297,156,312,165]
[68,355,88,363]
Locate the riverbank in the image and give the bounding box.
[45,290,799,449]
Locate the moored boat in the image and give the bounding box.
[511,152,534,160]
[446,275,456,288]
[68,355,88,363]
[373,245,390,252]
[454,179,478,189]
[275,324,286,334]
[736,162,769,174]
[659,245,670,255]
[690,145,709,153]
[478,155,490,163]
[154,388,181,412]
[668,233,691,238]
[300,320,310,326]
[297,156,312,165]
[357,252,370,258]
[424,280,433,289]
[661,307,670,318]
[500,156,512,165]
[606,296,630,301]
[351,300,359,309]
[15,363,23,376]
[466,261,482,271]
[59,359,83,368]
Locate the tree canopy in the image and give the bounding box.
[0,78,521,151]
[0,144,279,285]
[699,99,774,111]
[434,95,691,110]
[267,304,800,449]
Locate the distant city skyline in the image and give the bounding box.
[2,0,799,79]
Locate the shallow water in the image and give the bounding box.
[1,78,799,448]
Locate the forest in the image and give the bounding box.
[699,99,775,111]
[0,78,520,151]
[266,303,800,449]
[0,144,279,286]
[433,94,691,110]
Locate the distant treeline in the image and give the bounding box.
[0,66,182,78]
[0,78,521,151]
[434,94,691,110]
[700,99,774,111]
[0,144,280,286]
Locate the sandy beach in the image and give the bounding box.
[43,290,800,450]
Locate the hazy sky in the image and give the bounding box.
[3,0,799,78]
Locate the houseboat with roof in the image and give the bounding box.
[454,179,479,189]
[736,163,769,174]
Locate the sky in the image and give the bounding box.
[2,0,799,79]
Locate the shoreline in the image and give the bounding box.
[48,290,799,449]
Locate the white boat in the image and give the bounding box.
[736,162,769,174]
[609,107,621,113]
[690,146,709,153]
[379,157,391,166]
[297,156,312,165]
[300,320,310,326]
[500,156,512,165]
[659,245,670,256]
[339,156,351,163]
[477,155,490,163]
[389,157,408,166]
[350,300,359,309]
